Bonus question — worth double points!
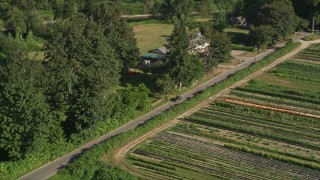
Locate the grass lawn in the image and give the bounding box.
[193,17,212,22]
[133,24,174,54]
[28,51,45,61]
[224,27,249,35]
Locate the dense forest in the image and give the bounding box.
[0,0,319,178]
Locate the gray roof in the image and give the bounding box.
[149,46,169,55]
[158,46,169,54]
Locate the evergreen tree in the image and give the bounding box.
[44,16,121,135]
[82,1,140,73]
[161,0,194,21]
[166,21,204,88]
[0,36,58,160]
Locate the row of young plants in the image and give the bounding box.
[270,62,320,83]
[296,44,320,59]
[205,103,320,133]
[131,148,221,179]
[196,108,320,140]
[235,87,320,105]
[273,60,320,74]
[185,115,320,150]
[297,51,320,60]
[200,107,320,137]
[132,138,271,179]
[171,122,320,169]
[48,42,302,180]
[132,132,317,179]
[209,101,320,128]
[173,122,320,163]
[229,90,320,113]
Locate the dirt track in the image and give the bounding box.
[112,39,320,178]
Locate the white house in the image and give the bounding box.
[189,32,210,54]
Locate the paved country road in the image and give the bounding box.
[18,36,311,180]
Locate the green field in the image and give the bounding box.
[125,44,320,179]
[133,24,174,54]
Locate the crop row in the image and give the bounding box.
[235,87,320,105]
[272,61,320,76]
[185,114,320,150]
[203,103,320,137]
[296,45,320,60]
[229,90,320,112]
[133,142,286,179]
[222,98,320,120]
[201,107,320,137]
[171,123,320,168]
[208,101,320,128]
[130,132,320,179]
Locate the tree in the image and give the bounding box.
[243,0,274,24]
[112,84,151,119]
[203,29,231,71]
[256,0,299,40]
[44,16,121,135]
[249,25,275,50]
[156,74,176,94]
[161,0,194,21]
[83,1,140,73]
[166,21,204,88]
[49,0,80,19]
[197,0,213,17]
[244,0,300,43]
[1,0,42,40]
[211,11,228,32]
[0,36,59,160]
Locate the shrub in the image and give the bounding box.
[304,33,320,41]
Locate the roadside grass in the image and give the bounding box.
[133,24,174,54]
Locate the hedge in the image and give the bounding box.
[49,42,302,179]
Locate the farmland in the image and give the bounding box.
[124,44,320,179]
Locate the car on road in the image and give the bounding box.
[172,96,182,102]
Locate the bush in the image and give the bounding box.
[304,33,320,41]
